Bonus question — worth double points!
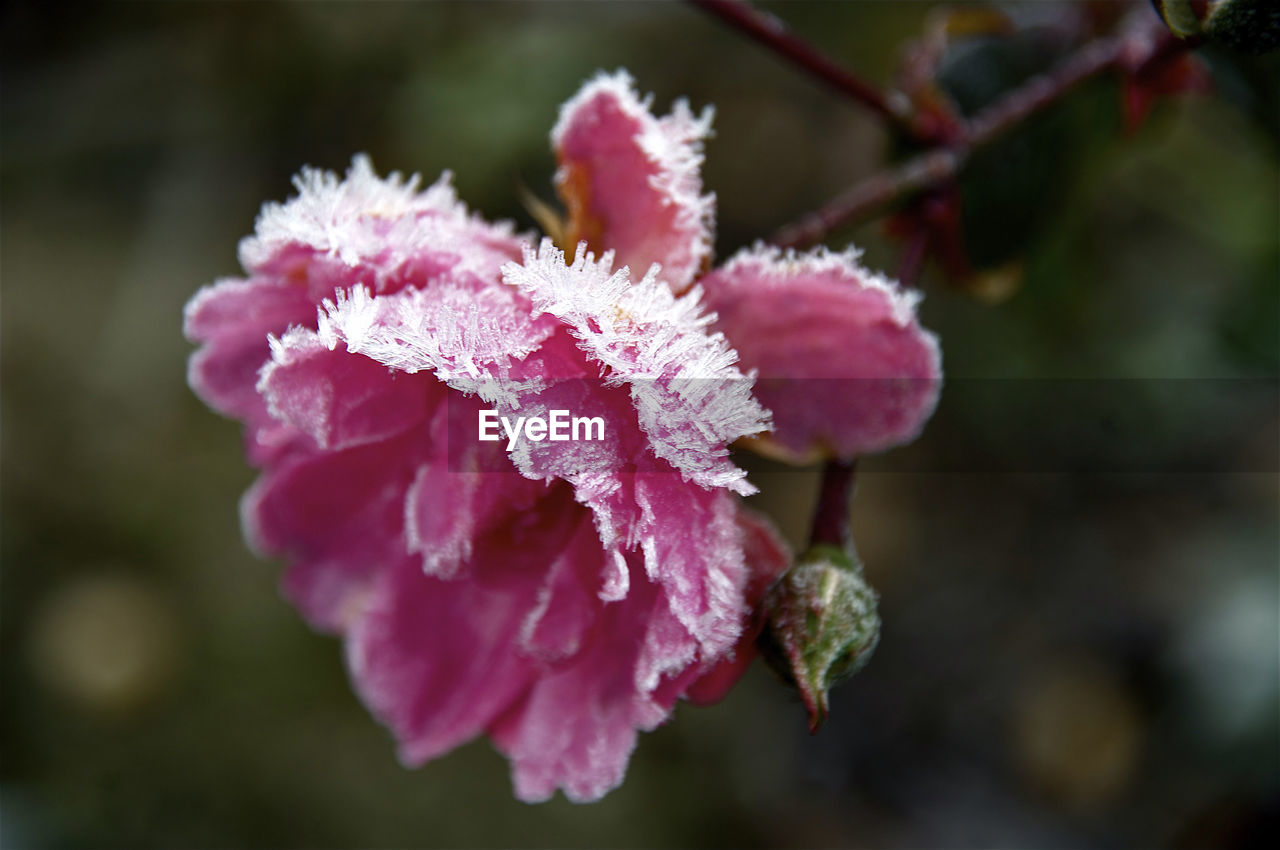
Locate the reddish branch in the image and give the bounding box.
[771,17,1201,249]
[774,148,962,250]
[698,2,1204,548]
[688,0,915,132]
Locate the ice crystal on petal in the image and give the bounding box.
[503,238,769,494]
[243,155,453,265]
[239,155,527,298]
[242,155,465,268]
[717,244,925,325]
[314,282,555,407]
[700,243,942,461]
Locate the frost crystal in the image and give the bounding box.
[504,238,769,493]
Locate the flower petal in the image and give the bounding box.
[499,242,772,638]
[258,327,435,452]
[699,244,943,460]
[240,155,528,300]
[490,554,671,804]
[553,70,714,293]
[316,281,560,408]
[345,554,540,768]
[684,503,792,705]
[242,427,427,632]
[486,485,770,803]
[503,239,769,495]
[347,483,593,768]
[516,494,609,661]
[403,395,552,581]
[184,277,316,425]
[632,475,748,659]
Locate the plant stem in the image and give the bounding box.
[897,223,932,290]
[772,17,1199,249]
[809,459,857,549]
[688,0,914,132]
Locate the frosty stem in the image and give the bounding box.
[771,17,1201,249]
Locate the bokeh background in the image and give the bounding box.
[2,1,1277,847]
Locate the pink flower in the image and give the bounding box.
[184,70,939,802]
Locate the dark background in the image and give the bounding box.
[3,1,1277,847]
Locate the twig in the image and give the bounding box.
[688,0,914,132]
[772,18,1199,249]
[757,10,1202,559]
[774,148,962,250]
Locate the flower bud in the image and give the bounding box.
[1152,0,1280,53]
[758,544,880,731]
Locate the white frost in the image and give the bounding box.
[503,239,769,494]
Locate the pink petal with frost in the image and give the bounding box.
[500,242,770,631]
[700,244,942,460]
[503,239,768,495]
[516,499,609,661]
[492,491,775,803]
[632,477,748,659]
[258,327,435,452]
[183,277,315,425]
[403,394,550,580]
[346,484,582,767]
[316,281,560,408]
[183,276,315,343]
[553,70,714,293]
[491,554,673,804]
[685,504,792,705]
[493,375,647,562]
[240,155,528,300]
[242,427,427,632]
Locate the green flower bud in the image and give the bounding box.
[758,544,880,731]
[1152,0,1280,53]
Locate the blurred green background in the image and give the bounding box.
[2,1,1276,847]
